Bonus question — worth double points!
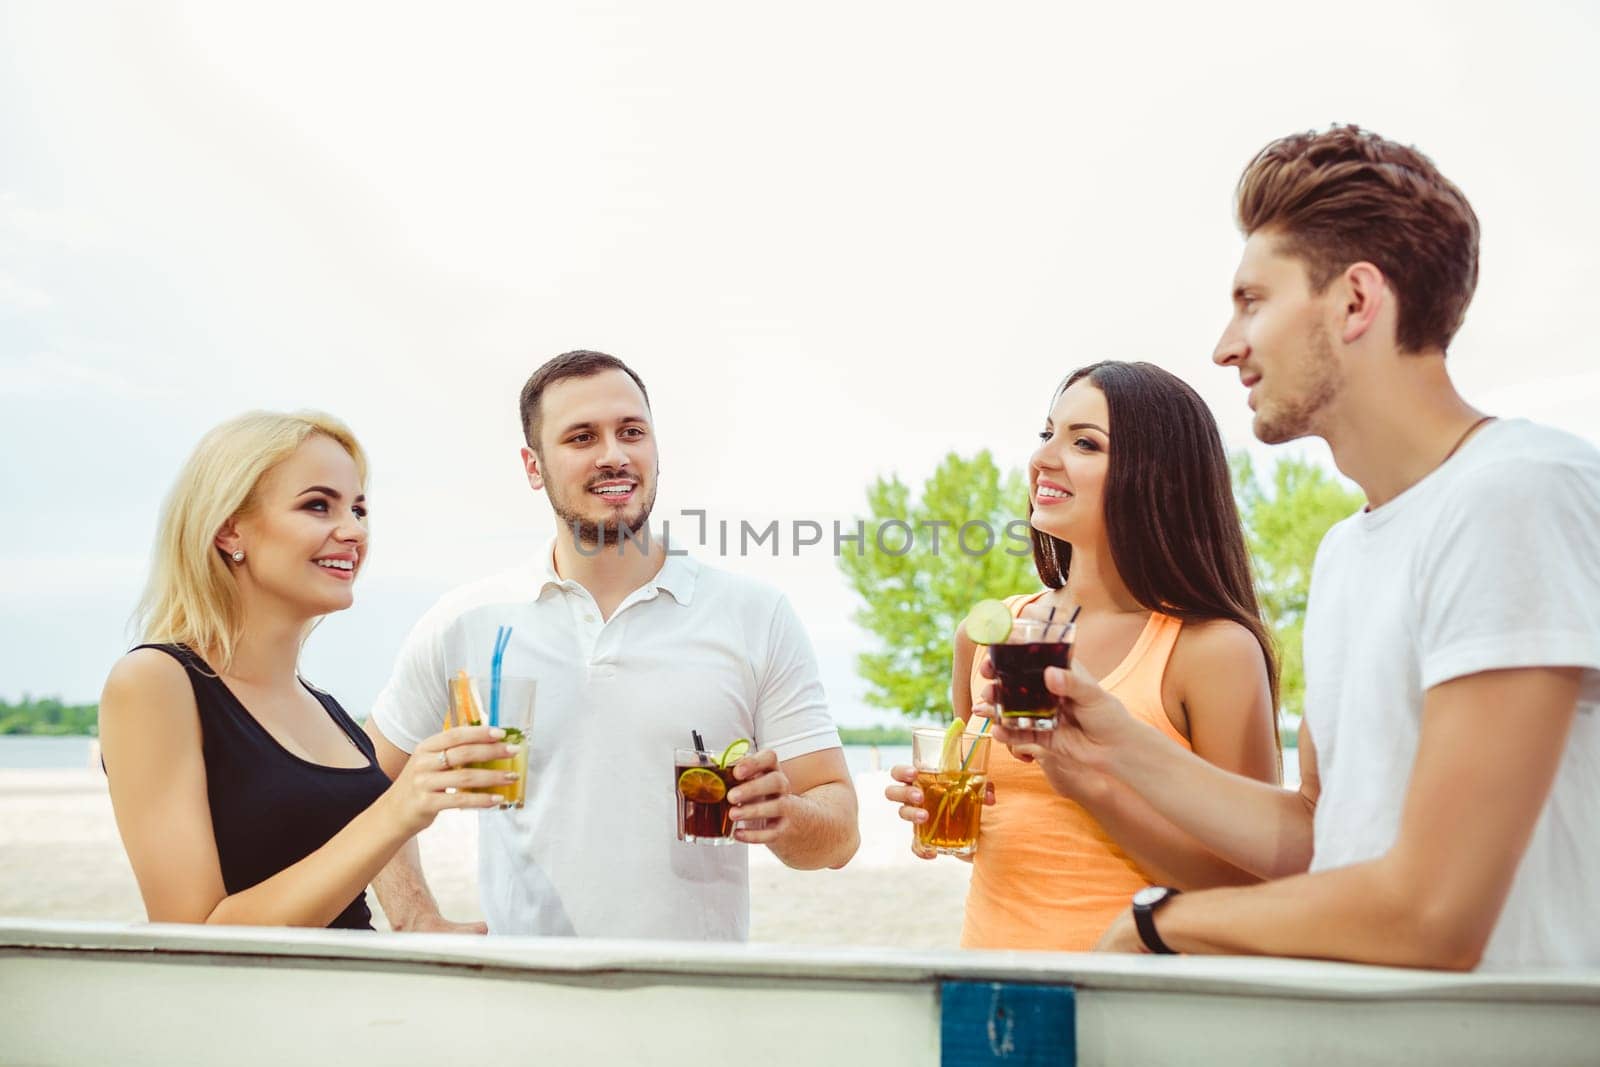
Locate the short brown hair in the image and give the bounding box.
[518,350,651,450]
[1236,125,1480,353]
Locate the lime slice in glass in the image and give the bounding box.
[717,738,751,769]
[964,599,1013,645]
[938,717,967,773]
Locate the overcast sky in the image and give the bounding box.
[3,2,1597,723]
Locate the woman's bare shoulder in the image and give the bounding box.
[102,648,196,717]
[1170,617,1268,677]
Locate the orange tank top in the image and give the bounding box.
[961,592,1191,952]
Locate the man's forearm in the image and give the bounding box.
[371,838,444,930]
[1154,855,1483,970]
[1078,779,1264,890]
[1112,730,1314,880]
[766,781,859,870]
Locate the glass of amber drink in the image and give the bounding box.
[450,674,535,809]
[910,727,990,858]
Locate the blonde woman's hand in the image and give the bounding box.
[381,725,519,835]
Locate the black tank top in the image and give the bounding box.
[136,644,392,930]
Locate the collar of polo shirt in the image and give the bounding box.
[537,536,699,605]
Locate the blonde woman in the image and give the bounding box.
[100,412,512,929]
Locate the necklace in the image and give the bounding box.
[1439,414,1496,469]
[1363,414,1496,513]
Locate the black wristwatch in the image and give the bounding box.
[1131,886,1182,955]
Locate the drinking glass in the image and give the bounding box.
[463,676,535,809]
[989,617,1075,730]
[674,747,741,845]
[910,727,990,858]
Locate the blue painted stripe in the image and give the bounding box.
[940,980,1075,1065]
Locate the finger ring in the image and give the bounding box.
[437,750,450,770]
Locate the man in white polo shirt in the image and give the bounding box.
[364,350,859,940]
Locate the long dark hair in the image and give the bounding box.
[1030,361,1281,719]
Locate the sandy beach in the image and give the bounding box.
[0,769,971,948]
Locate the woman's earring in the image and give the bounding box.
[231,550,245,563]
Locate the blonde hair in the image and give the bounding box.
[135,411,369,670]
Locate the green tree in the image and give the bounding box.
[838,451,1038,721]
[1232,453,1365,721]
[0,695,99,735]
[840,448,1359,728]
[837,725,914,746]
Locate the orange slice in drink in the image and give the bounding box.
[449,671,484,726]
[677,767,727,803]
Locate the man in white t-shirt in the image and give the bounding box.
[990,126,1600,969]
[364,351,859,940]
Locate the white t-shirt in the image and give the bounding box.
[371,545,842,941]
[1304,419,1600,969]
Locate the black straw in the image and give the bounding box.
[692,729,709,764]
[1044,605,1057,642]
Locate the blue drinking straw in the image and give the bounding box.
[489,625,513,728]
[959,716,991,773]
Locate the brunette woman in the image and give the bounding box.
[886,361,1281,950]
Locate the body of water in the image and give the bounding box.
[0,736,912,774]
[0,736,1298,789]
[0,735,99,769]
[842,744,911,776]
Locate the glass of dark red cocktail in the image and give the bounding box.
[989,616,1075,730]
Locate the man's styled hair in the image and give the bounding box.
[518,350,651,451]
[1236,125,1480,353]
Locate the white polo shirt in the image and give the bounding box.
[370,544,842,941]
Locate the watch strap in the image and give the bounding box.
[1133,888,1181,955]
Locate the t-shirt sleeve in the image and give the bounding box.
[369,605,452,755]
[1416,456,1600,700]
[753,593,842,762]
